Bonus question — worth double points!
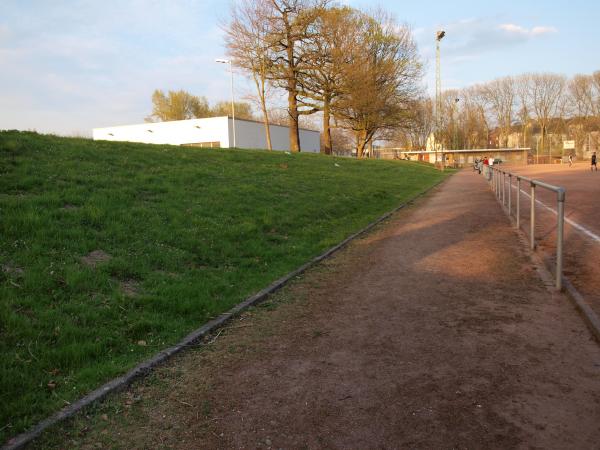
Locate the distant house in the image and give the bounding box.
[92,116,320,153]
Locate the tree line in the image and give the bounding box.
[224,0,422,156]
[145,89,255,122]
[396,71,600,156]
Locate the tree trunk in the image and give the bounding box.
[356,129,368,159]
[261,99,272,151]
[285,34,301,153]
[254,73,272,151]
[541,124,546,157]
[322,100,332,155]
[288,89,300,152]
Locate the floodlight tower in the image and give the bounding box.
[435,30,445,168]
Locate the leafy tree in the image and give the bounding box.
[146,89,210,122]
[263,0,331,152]
[299,6,358,154]
[333,11,422,158]
[225,0,274,149]
[210,101,255,120]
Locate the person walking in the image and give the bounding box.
[483,156,491,180]
[592,152,597,172]
[568,154,573,167]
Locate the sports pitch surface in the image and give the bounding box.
[36,170,600,449]
[499,162,600,317]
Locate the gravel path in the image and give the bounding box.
[45,170,600,450]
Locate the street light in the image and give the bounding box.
[435,30,445,169]
[216,58,236,148]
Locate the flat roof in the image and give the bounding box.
[93,116,320,134]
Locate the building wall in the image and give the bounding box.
[92,117,320,153]
[92,117,230,147]
[229,118,319,152]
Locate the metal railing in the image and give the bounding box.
[487,165,566,290]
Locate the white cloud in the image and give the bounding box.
[498,23,529,35]
[499,23,558,37]
[418,18,559,62]
[531,26,558,36]
[0,1,243,135]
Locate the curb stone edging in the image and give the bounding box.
[562,278,600,342]
[3,176,450,450]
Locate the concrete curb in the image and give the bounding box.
[562,278,600,342]
[2,176,449,450]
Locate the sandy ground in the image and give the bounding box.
[39,170,600,450]
[497,162,600,317]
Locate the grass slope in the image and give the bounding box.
[0,131,447,442]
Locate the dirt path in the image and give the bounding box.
[41,170,600,450]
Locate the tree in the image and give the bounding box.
[400,97,434,150]
[458,87,490,149]
[515,74,531,148]
[592,71,600,117]
[568,74,596,154]
[569,74,595,119]
[298,6,357,154]
[146,89,209,122]
[210,101,255,120]
[333,12,422,158]
[264,0,330,152]
[225,0,274,150]
[528,73,567,155]
[481,76,515,147]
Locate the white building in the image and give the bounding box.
[92,117,320,153]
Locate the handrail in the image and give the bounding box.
[486,164,566,290]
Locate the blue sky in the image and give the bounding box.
[0,0,598,135]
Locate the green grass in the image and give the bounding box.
[0,130,448,442]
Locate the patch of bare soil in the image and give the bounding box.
[119,279,140,297]
[80,250,111,268]
[42,171,600,450]
[1,263,24,276]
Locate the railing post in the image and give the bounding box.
[508,174,512,215]
[497,169,501,198]
[502,172,506,205]
[530,182,536,250]
[556,188,566,291]
[516,177,521,229]
[496,168,500,197]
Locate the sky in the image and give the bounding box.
[0,0,598,136]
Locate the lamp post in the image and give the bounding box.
[435,30,445,169]
[216,58,236,148]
